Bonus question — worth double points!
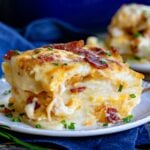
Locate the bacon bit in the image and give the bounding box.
[4,50,19,60]
[110,47,120,55]
[131,39,139,53]
[27,96,40,110]
[90,47,106,55]
[27,96,34,104]
[84,52,108,69]
[70,86,86,93]
[35,102,40,110]
[44,40,109,69]
[106,107,120,123]
[3,108,11,114]
[45,40,84,51]
[37,54,54,63]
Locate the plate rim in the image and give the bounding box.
[0,78,150,137]
[0,115,150,137]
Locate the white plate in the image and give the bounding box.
[130,63,150,73]
[0,78,150,137]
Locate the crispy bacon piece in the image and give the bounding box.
[3,108,12,114]
[45,40,84,51]
[37,54,54,63]
[35,102,40,110]
[84,52,108,69]
[90,47,106,55]
[27,96,40,110]
[4,50,19,60]
[70,86,86,93]
[106,107,120,123]
[44,40,109,69]
[27,96,34,104]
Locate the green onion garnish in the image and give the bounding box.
[118,84,123,92]
[35,124,41,128]
[61,120,67,128]
[133,32,141,38]
[31,55,35,59]
[2,90,11,96]
[68,122,75,130]
[133,56,141,60]
[12,117,21,122]
[102,123,108,127]
[8,103,14,107]
[13,50,21,55]
[34,49,41,54]
[61,120,75,130]
[122,115,133,123]
[19,112,26,116]
[0,128,46,149]
[100,59,107,64]
[129,94,136,98]
[105,51,112,56]
[5,114,13,118]
[53,63,59,66]
[48,47,53,51]
[0,104,5,108]
[0,124,10,129]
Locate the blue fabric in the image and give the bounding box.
[0,19,150,150]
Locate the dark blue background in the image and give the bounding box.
[3,0,150,32]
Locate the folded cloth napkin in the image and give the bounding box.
[0,19,149,150]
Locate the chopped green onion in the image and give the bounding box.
[61,120,67,128]
[35,124,41,128]
[34,49,41,54]
[2,90,11,95]
[63,63,68,66]
[53,63,59,66]
[31,55,35,59]
[102,123,108,127]
[123,115,133,123]
[19,112,26,116]
[133,56,141,61]
[0,104,5,108]
[118,84,123,92]
[133,32,141,38]
[61,120,75,130]
[129,94,136,98]
[48,47,53,51]
[68,122,75,130]
[5,114,13,118]
[8,102,14,107]
[0,130,46,149]
[100,59,107,64]
[13,50,21,55]
[12,117,21,122]
[105,51,112,56]
[0,124,10,129]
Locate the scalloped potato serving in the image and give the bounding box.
[106,4,150,63]
[2,40,143,130]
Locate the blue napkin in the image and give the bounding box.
[0,19,150,150]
